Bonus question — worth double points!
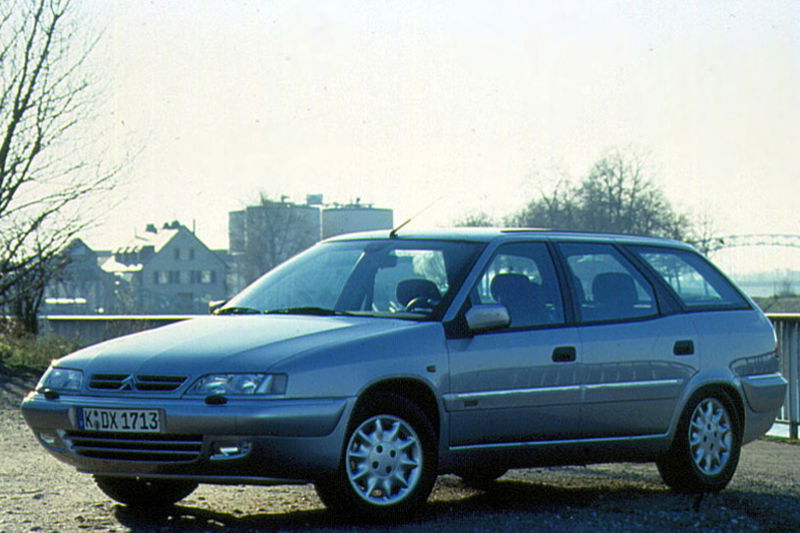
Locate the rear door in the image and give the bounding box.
[556,242,699,439]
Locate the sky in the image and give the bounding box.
[76,1,800,273]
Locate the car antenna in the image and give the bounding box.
[389,196,443,239]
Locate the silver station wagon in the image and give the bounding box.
[22,229,787,519]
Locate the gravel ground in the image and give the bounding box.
[2,376,799,533]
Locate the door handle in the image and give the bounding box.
[674,340,694,356]
[552,346,577,362]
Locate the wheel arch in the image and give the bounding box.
[354,378,441,441]
[679,381,746,439]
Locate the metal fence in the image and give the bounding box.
[768,313,800,439]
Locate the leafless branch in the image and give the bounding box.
[0,0,117,316]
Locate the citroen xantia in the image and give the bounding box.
[22,229,787,519]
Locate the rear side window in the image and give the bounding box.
[631,246,749,310]
[558,243,657,323]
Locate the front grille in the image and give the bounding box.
[89,374,129,390]
[136,375,187,391]
[88,374,187,392]
[64,431,203,462]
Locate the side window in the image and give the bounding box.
[472,242,564,328]
[631,246,749,310]
[559,242,657,323]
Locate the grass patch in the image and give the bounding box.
[0,325,78,377]
[754,295,800,313]
[761,434,800,446]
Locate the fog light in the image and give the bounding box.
[210,440,252,460]
[37,431,61,450]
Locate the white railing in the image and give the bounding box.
[768,314,800,439]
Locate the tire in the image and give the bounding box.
[656,390,741,493]
[314,392,438,520]
[93,476,198,507]
[458,466,508,489]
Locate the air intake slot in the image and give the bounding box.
[64,431,202,462]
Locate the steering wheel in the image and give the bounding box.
[404,296,440,313]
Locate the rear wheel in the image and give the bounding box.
[315,392,437,520]
[657,390,741,493]
[93,476,198,507]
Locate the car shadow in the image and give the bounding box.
[111,467,800,532]
[111,477,695,533]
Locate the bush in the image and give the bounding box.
[0,321,78,376]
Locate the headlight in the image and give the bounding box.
[37,367,83,392]
[185,373,287,396]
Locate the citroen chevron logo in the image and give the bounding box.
[119,375,135,391]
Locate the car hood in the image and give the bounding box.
[60,315,423,377]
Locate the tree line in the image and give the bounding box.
[458,150,710,248]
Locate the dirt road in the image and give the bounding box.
[0,408,800,533]
[2,386,799,532]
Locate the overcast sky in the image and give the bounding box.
[81,0,799,268]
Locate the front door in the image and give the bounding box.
[446,242,582,447]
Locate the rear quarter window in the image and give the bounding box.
[630,246,750,311]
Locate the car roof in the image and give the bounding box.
[325,227,694,249]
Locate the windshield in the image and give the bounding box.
[223,239,484,320]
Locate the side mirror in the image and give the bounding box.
[465,304,510,332]
[208,300,227,314]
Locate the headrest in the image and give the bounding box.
[491,273,533,302]
[592,272,637,306]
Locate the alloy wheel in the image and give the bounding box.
[689,397,733,476]
[345,414,423,506]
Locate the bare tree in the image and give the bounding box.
[237,194,320,285]
[687,211,724,256]
[5,240,68,334]
[453,211,495,227]
[510,150,692,239]
[507,179,579,230]
[0,0,113,315]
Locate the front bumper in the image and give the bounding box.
[20,392,354,483]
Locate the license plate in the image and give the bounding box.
[78,407,161,433]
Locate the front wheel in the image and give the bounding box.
[93,476,198,507]
[657,391,741,493]
[315,392,437,520]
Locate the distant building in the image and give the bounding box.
[42,239,119,315]
[227,196,393,293]
[321,204,393,239]
[228,202,321,255]
[102,221,228,313]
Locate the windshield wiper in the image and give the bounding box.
[214,306,263,315]
[263,306,341,316]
